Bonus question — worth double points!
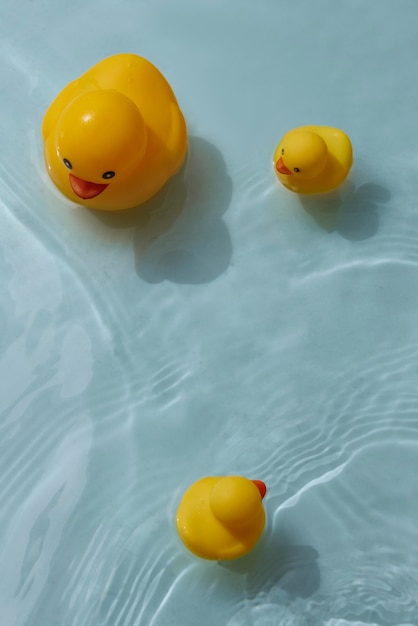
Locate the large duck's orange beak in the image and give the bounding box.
[252,480,267,499]
[70,174,109,199]
[275,157,292,175]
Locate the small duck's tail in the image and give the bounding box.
[252,480,267,498]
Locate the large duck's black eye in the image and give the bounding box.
[102,171,115,180]
[63,158,72,169]
[294,167,300,173]
[281,148,284,155]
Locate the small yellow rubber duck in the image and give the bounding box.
[42,54,187,210]
[273,125,352,194]
[176,476,267,560]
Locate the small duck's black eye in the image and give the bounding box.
[102,171,115,180]
[294,167,300,173]
[63,158,72,170]
[281,148,284,155]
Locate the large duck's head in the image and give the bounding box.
[55,90,146,200]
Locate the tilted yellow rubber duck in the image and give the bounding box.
[273,125,352,194]
[42,54,187,210]
[176,476,267,560]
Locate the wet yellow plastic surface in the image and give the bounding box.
[176,476,266,560]
[273,125,352,194]
[42,54,187,210]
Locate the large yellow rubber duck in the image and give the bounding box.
[176,476,267,560]
[273,125,352,194]
[42,54,187,211]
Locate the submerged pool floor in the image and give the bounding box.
[1,1,418,625]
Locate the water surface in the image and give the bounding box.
[1,1,418,624]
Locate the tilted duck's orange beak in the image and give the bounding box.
[275,157,292,175]
[252,480,267,499]
[70,174,109,199]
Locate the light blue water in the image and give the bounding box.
[1,1,418,624]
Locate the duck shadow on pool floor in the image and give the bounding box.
[299,181,391,240]
[219,531,320,600]
[91,135,233,284]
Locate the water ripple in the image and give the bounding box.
[0,416,93,626]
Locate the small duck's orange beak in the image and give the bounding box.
[275,157,292,175]
[70,174,109,199]
[252,480,267,499]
